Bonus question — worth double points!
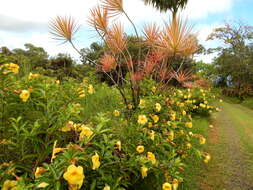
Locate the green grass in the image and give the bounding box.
[241,97,253,110]
[181,116,210,190]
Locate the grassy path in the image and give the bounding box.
[198,101,253,190]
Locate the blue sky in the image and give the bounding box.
[0,0,252,63]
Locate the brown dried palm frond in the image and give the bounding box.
[172,69,192,83]
[159,16,198,57]
[143,23,161,46]
[49,16,80,43]
[101,0,123,18]
[87,6,109,34]
[106,22,127,54]
[99,54,117,72]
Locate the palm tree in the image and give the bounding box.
[142,0,188,19]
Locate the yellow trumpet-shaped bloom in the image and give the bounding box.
[155,103,161,112]
[138,115,148,125]
[92,153,101,170]
[136,145,145,153]
[2,180,17,190]
[63,165,84,189]
[147,152,156,164]
[162,182,172,190]
[140,166,148,179]
[20,90,30,102]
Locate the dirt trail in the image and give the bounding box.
[199,101,253,190]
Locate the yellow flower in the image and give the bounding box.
[87,84,94,94]
[185,122,193,128]
[79,127,93,140]
[9,63,19,74]
[63,165,84,189]
[147,152,156,164]
[37,182,49,188]
[162,182,172,190]
[35,167,47,178]
[155,103,161,112]
[91,153,101,170]
[61,121,74,132]
[204,101,208,104]
[199,137,206,145]
[138,115,148,125]
[79,92,85,98]
[28,72,40,79]
[186,143,192,149]
[55,80,60,85]
[169,111,176,121]
[182,110,186,116]
[151,115,159,123]
[140,166,148,179]
[103,185,111,190]
[209,125,214,128]
[20,90,30,102]
[149,130,155,141]
[136,145,145,153]
[2,180,17,190]
[127,104,133,109]
[2,63,19,74]
[116,141,121,151]
[219,99,223,103]
[51,141,67,162]
[139,99,145,108]
[203,153,211,163]
[151,86,156,93]
[168,130,174,141]
[172,179,179,190]
[148,122,153,128]
[199,103,206,108]
[113,110,120,117]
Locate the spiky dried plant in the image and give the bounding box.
[160,16,198,57]
[87,6,109,34]
[49,16,80,43]
[106,22,127,54]
[143,50,165,74]
[99,54,117,72]
[172,69,192,83]
[101,0,124,18]
[143,23,161,47]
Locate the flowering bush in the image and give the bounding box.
[0,65,218,189]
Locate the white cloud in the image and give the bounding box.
[184,0,233,20]
[0,0,235,59]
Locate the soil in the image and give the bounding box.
[198,101,253,190]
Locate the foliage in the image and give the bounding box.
[49,0,198,110]
[142,0,188,18]
[207,21,253,97]
[0,65,217,190]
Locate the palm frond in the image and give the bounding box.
[49,16,80,43]
[143,23,161,46]
[106,22,126,54]
[87,6,109,34]
[159,16,198,57]
[101,0,123,18]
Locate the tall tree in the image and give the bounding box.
[207,21,253,89]
[142,0,188,18]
